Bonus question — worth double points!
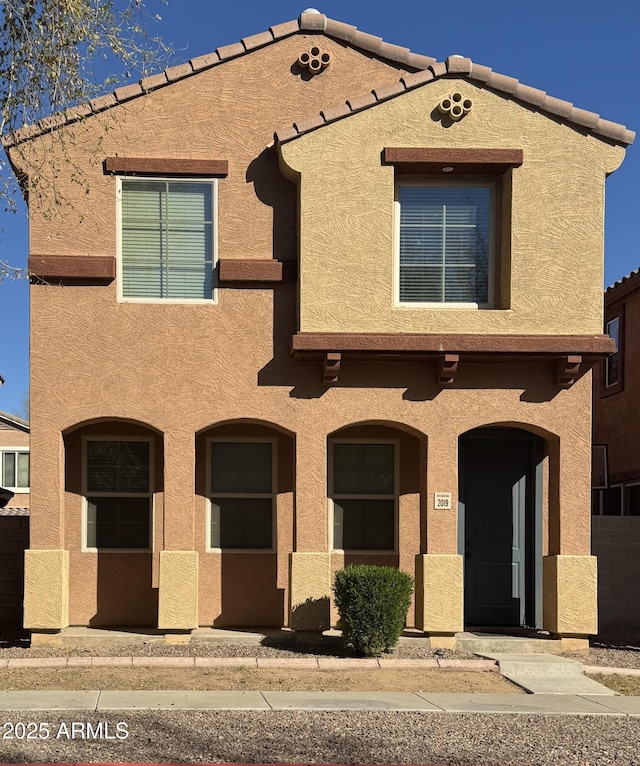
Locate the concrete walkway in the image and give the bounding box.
[479,653,617,695]
[0,689,639,715]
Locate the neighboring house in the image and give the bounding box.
[4,11,634,647]
[0,410,29,627]
[592,269,640,642]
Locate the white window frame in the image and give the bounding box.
[0,448,30,492]
[81,435,154,553]
[206,437,277,553]
[329,438,399,554]
[116,176,218,305]
[605,316,620,388]
[393,179,496,309]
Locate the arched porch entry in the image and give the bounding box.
[459,426,547,630]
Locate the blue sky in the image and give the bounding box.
[0,0,638,416]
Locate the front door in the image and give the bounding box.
[461,431,536,628]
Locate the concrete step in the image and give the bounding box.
[456,632,564,655]
[479,652,618,696]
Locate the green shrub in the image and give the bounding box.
[333,565,414,657]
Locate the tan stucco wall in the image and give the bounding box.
[14,33,610,631]
[416,554,464,633]
[158,550,199,629]
[280,79,624,335]
[543,554,598,635]
[289,552,331,630]
[24,549,69,629]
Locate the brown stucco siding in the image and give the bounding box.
[593,282,640,482]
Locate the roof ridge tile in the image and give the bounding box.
[324,18,358,42]
[351,30,384,56]
[299,11,327,31]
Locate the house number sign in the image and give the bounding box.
[434,492,453,510]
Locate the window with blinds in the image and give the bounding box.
[85,439,151,550]
[209,440,275,550]
[1,450,29,490]
[331,442,396,551]
[397,184,492,305]
[120,179,215,301]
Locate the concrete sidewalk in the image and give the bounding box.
[0,690,639,715]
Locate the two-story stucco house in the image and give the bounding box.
[5,11,634,648]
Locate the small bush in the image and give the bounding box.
[333,565,414,657]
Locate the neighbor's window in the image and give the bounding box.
[625,484,640,517]
[85,439,151,549]
[331,442,396,551]
[605,316,621,387]
[120,179,215,301]
[397,183,492,305]
[209,440,274,550]
[1,450,29,491]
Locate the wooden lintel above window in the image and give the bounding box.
[218,259,297,284]
[29,254,115,282]
[103,157,229,177]
[383,148,523,175]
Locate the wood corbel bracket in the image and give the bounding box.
[554,354,582,388]
[437,353,459,386]
[323,352,341,385]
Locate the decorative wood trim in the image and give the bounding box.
[437,353,459,386]
[218,259,297,284]
[103,157,229,177]
[323,353,341,385]
[29,254,115,281]
[291,332,614,356]
[383,148,523,175]
[554,355,582,388]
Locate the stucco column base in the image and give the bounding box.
[428,633,457,650]
[554,636,590,654]
[289,553,331,632]
[29,630,64,647]
[24,550,69,630]
[158,551,199,630]
[543,555,597,636]
[165,631,192,645]
[416,554,463,634]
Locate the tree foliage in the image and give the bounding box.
[0,0,170,281]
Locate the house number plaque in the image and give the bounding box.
[434,492,453,510]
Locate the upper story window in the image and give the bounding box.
[605,316,621,388]
[1,450,29,491]
[118,178,216,303]
[84,438,152,550]
[395,182,493,307]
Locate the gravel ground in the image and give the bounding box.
[0,634,474,660]
[0,710,638,765]
[578,643,640,669]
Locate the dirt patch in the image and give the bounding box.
[588,673,640,696]
[0,667,522,693]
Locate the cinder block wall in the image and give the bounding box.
[592,516,640,643]
[0,517,29,628]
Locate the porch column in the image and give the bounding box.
[24,427,69,645]
[418,429,463,646]
[543,422,596,648]
[289,431,331,634]
[157,428,198,639]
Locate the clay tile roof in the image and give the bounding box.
[2,12,634,149]
[2,12,434,148]
[0,506,29,516]
[274,53,635,148]
[606,266,640,294]
[0,410,29,430]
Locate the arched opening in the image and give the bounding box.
[63,419,163,627]
[328,422,426,628]
[459,425,548,630]
[196,420,295,627]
